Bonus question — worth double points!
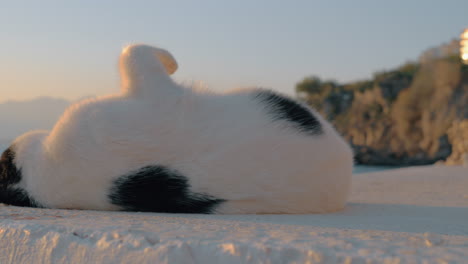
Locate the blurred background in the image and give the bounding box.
[1,0,467,166]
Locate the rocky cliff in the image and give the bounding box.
[296,56,468,166]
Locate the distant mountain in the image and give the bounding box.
[0,138,11,152]
[0,97,71,150]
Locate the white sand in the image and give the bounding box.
[1,165,467,263]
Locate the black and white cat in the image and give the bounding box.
[0,44,353,214]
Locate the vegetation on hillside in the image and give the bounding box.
[296,55,468,165]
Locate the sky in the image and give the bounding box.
[1,0,467,102]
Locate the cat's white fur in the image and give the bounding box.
[11,44,353,214]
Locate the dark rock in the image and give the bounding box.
[378,72,413,103]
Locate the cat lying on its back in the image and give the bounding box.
[0,44,353,214]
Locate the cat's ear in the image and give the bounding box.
[119,44,179,96]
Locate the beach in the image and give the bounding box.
[1,165,467,263]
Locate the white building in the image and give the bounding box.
[461,28,468,64]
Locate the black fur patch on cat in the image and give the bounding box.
[0,187,39,207]
[0,148,21,186]
[0,147,40,208]
[253,90,323,135]
[109,166,225,214]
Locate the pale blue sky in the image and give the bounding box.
[1,0,467,102]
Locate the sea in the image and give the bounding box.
[353,165,397,174]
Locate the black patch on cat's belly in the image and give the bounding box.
[253,90,323,135]
[109,166,225,214]
[0,147,40,208]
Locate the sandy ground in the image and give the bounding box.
[1,165,467,263]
